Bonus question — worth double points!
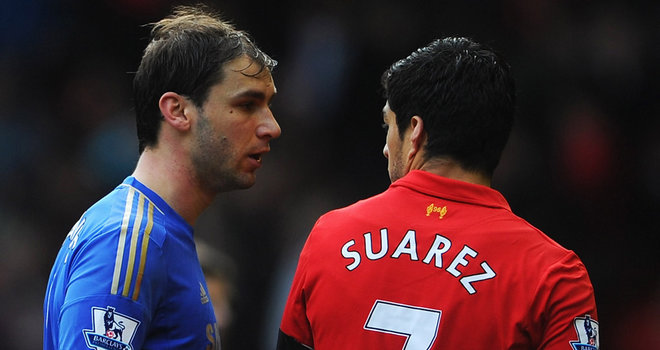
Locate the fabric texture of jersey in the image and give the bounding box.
[279,170,598,350]
[44,176,219,350]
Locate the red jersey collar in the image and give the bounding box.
[390,170,511,211]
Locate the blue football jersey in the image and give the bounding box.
[43,176,219,350]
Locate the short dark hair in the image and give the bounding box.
[133,5,277,153]
[381,37,516,177]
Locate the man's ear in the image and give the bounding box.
[407,115,425,161]
[158,92,192,131]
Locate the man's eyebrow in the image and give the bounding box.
[232,90,266,100]
[232,90,276,104]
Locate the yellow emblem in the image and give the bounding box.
[426,203,448,219]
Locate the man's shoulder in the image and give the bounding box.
[319,189,391,219]
[75,184,169,249]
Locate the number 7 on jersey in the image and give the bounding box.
[364,300,442,350]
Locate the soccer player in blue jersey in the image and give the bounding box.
[43,5,281,350]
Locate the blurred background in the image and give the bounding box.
[1,0,658,349]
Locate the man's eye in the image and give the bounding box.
[239,102,256,110]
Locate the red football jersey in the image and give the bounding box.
[279,170,598,350]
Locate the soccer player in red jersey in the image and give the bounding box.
[277,37,598,350]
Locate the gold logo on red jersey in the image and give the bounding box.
[426,203,447,219]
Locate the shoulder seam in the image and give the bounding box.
[117,184,165,215]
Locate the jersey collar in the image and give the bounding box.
[120,176,194,233]
[391,170,511,211]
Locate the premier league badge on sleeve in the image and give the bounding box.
[82,306,141,350]
[570,314,599,350]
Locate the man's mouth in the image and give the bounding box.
[249,154,262,162]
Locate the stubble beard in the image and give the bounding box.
[388,149,408,183]
[191,113,255,194]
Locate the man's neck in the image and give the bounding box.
[131,149,213,226]
[418,158,491,187]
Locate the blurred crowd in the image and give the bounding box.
[0,0,658,349]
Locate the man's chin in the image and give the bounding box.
[228,174,257,191]
[209,174,256,194]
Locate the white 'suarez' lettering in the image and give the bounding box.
[460,262,496,295]
[422,234,452,268]
[391,229,419,260]
[365,229,388,260]
[341,239,361,271]
[447,245,477,277]
[341,228,496,294]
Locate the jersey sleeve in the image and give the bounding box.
[57,224,165,350]
[278,231,315,349]
[531,252,599,350]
